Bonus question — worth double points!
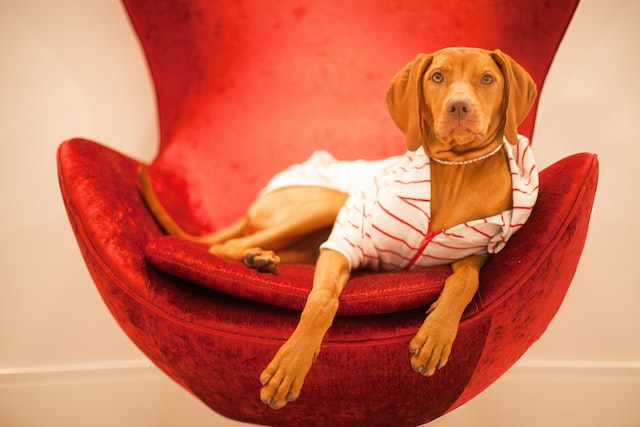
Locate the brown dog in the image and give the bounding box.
[139,47,537,410]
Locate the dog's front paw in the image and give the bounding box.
[408,313,458,377]
[259,339,317,409]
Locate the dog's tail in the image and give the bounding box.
[138,165,201,241]
[138,165,250,245]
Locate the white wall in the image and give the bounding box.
[0,1,638,426]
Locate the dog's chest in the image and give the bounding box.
[429,160,513,231]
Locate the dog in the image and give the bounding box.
[139,47,538,410]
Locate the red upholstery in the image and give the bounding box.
[56,1,598,426]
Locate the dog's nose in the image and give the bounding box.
[446,97,474,118]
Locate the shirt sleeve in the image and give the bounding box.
[319,150,411,271]
[320,192,371,271]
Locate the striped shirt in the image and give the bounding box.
[320,135,538,271]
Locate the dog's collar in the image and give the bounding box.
[430,143,504,166]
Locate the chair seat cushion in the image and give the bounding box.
[144,236,451,316]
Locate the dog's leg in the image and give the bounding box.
[408,254,487,376]
[194,216,248,245]
[211,189,348,271]
[209,224,322,268]
[259,249,350,409]
[241,228,332,272]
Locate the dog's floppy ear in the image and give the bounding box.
[386,53,434,151]
[491,50,537,145]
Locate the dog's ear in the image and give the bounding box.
[386,53,434,151]
[491,50,537,145]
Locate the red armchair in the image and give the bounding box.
[57,1,597,426]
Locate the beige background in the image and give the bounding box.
[1,0,639,426]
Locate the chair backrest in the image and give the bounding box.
[124,0,579,227]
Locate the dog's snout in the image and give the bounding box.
[446,97,474,118]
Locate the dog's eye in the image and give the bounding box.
[431,72,444,83]
[482,74,494,84]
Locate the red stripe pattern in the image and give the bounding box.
[321,135,539,271]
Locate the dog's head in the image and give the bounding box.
[386,47,536,161]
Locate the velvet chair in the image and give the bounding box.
[57,0,598,425]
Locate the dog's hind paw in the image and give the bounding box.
[245,249,280,273]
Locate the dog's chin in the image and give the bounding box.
[435,126,487,148]
[428,126,497,161]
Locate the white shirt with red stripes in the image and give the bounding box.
[320,135,538,271]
